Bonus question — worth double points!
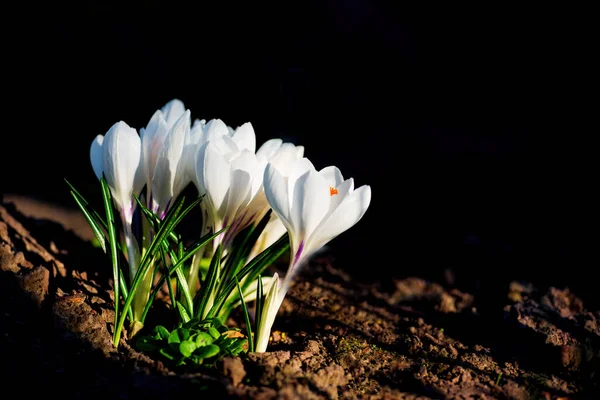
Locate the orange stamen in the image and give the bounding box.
[330,186,338,196]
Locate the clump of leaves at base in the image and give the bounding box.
[136,318,247,368]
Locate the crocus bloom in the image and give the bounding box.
[140,99,190,216]
[90,121,143,224]
[195,135,265,250]
[256,158,371,351]
[90,121,144,279]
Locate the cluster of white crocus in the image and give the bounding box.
[90,99,371,352]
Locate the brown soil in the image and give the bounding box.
[1,196,598,399]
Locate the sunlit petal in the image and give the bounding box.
[90,135,104,180]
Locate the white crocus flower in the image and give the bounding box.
[244,139,305,263]
[150,110,190,216]
[255,158,371,352]
[140,99,190,216]
[195,135,265,251]
[90,121,144,279]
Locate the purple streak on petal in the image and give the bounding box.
[293,240,304,267]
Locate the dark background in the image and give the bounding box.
[3,3,593,301]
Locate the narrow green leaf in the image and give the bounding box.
[207,234,289,319]
[220,210,272,289]
[114,195,201,346]
[236,276,254,353]
[68,190,107,253]
[100,178,121,339]
[194,244,222,319]
[138,228,224,323]
[159,347,176,361]
[177,302,191,323]
[208,327,221,340]
[65,178,109,230]
[255,274,264,345]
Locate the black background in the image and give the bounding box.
[3,2,594,301]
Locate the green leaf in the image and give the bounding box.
[154,325,170,340]
[159,347,176,361]
[208,327,221,340]
[168,328,190,346]
[139,228,224,323]
[194,244,223,319]
[195,344,220,359]
[65,178,109,248]
[177,302,191,323]
[100,178,121,339]
[114,195,203,347]
[136,336,158,352]
[194,332,214,347]
[207,234,289,319]
[236,276,254,353]
[179,340,197,358]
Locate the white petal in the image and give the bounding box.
[90,135,104,180]
[328,178,354,212]
[212,135,240,160]
[102,121,141,210]
[271,145,307,177]
[256,138,283,161]
[199,141,231,215]
[290,168,330,241]
[152,110,189,210]
[232,150,262,196]
[140,110,168,194]
[161,98,186,128]
[223,169,252,219]
[263,163,292,231]
[203,118,229,142]
[308,185,371,252]
[319,166,344,188]
[287,158,315,206]
[231,122,256,153]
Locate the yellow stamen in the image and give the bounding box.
[330,186,338,196]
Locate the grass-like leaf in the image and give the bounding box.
[206,233,289,319]
[114,195,202,347]
[235,276,254,353]
[139,228,224,323]
[194,244,223,320]
[100,178,121,338]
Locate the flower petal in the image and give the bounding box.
[203,118,229,143]
[152,110,190,211]
[256,138,283,161]
[198,141,231,216]
[90,135,104,180]
[231,122,256,153]
[290,167,330,241]
[319,166,344,188]
[308,185,371,252]
[160,98,186,128]
[263,163,292,232]
[140,110,168,194]
[223,168,252,219]
[102,121,141,210]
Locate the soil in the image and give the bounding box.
[1,195,598,399]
